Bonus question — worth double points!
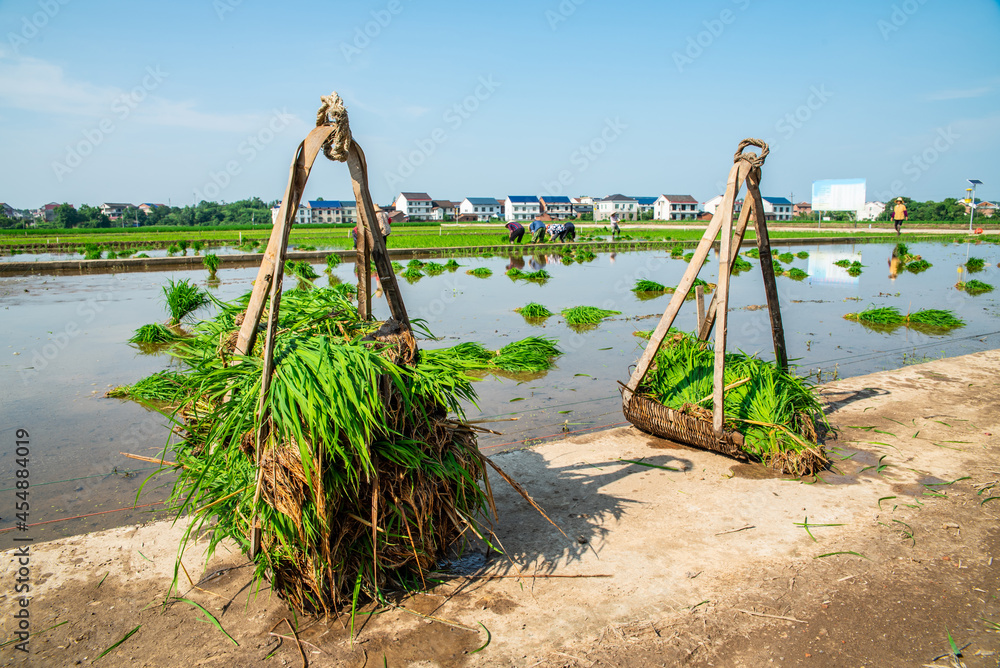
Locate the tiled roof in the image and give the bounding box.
[399,192,431,201]
[762,197,793,205]
[508,195,540,204]
[601,194,637,202]
[658,195,698,203]
[432,200,457,208]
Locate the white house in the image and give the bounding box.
[539,196,573,220]
[271,201,312,225]
[702,195,724,216]
[100,202,132,221]
[430,200,458,221]
[634,197,658,217]
[1,203,18,218]
[570,197,594,217]
[395,192,433,220]
[459,197,500,221]
[505,196,541,222]
[653,195,698,221]
[858,201,885,221]
[595,194,638,221]
[761,197,793,221]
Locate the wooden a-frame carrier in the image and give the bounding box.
[621,138,789,459]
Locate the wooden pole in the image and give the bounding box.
[347,143,410,329]
[712,192,735,438]
[623,159,751,403]
[745,171,788,371]
[234,126,336,356]
[695,285,706,333]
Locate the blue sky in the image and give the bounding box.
[1,0,998,210]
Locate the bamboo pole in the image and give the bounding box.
[234,126,336,356]
[745,171,788,371]
[695,285,706,333]
[712,193,735,437]
[622,159,751,403]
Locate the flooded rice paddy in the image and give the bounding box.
[1,238,998,546]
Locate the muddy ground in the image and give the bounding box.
[2,349,1000,667]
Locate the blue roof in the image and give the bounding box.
[309,200,342,208]
[540,196,571,203]
[508,195,540,204]
[466,197,499,206]
[762,197,792,205]
[633,197,658,205]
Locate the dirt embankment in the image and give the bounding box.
[3,350,1000,667]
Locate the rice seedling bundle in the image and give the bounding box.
[959,279,994,294]
[286,260,319,280]
[297,244,317,251]
[894,242,909,257]
[167,244,181,256]
[833,259,851,268]
[671,245,685,258]
[744,248,760,259]
[522,269,551,283]
[561,306,621,325]
[636,331,826,474]
[192,241,204,253]
[778,252,794,264]
[633,279,667,293]
[575,250,597,262]
[130,323,182,344]
[467,267,492,278]
[796,251,809,260]
[163,279,208,324]
[444,259,461,270]
[787,268,809,280]
[906,309,964,329]
[407,258,425,268]
[84,248,103,260]
[136,253,150,259]
[684,252,695,262]
[326,253,342,268]
[905,259,931,273]
[105,250,118,260]
[391,261,404,272]
[514,302,553,318]
[772,259,784,275]
[423,262,446,275]
[843,306,905,325]
[401,266,424,281]
[561,255,574,265]
[966,257,985,272]
[845,306,965,331]
[106,370,193,401]
[847,261,864,277]
[506,268,524,279]
[203,254,221,276]
[731,256,753,273]
[126,287,518,614]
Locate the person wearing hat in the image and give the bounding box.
[891,197,907,235]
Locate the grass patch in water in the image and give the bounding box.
[514,302,553,319]
[561,306,622,325]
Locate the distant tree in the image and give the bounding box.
[0,214,19,229]
[53,203,82,228]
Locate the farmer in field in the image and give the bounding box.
[376,209,391,239]
[892,198,907,235]
[547,222,564,242]
[610,212,621,238]
[557,221,576,242]
[529,218,546,243]
[888,245,901,279]
[504,220,525,243]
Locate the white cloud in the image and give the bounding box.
[0,53,305,133]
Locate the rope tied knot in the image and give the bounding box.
[316,92,352,162]
[733,138,769,168]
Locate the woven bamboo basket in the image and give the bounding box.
[622,392,748,461]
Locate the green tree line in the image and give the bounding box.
[0,198,275,229]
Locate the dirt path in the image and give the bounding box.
[3,350,999,667]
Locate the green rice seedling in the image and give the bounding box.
[966,257,985,272]
[326,253,342,269]
[561,255,574,265]
[203,253,221,277]
[467,267,492,278]
[136,253,150,259]
[506,268,524,279]
[637,331,827,475]
[286,260,319,280]
[401,266,424,281]
[84,248,103,260]
[684,252,695,262]
[771,249,780,256]
[894,242,909,257]
[796,251,810,259]
[561,306,622,325]
[833,259,851,268]
[847,261,864,277]
[959,279,994,294]
[772,259,783,274]
[744,248,760,259]
[906,309,964,330]
[575,250,597,262]
[905,259,931,273]
[167,243,181,256]
[423,262,447,275]
[787,267,809,280]
[296,244,317,251]
[129,323,182,344]
[106,370,192,401]
[391,261,404,272]
[407,258,425,269]
[522,269,551,283]
[192,241,204,254]
[491,337,562,372]
[178,240,189,253]
[105,250,118,260]
[444,259,461,271]
[633,279,667,293]
[731,256,753,273]
[514,302,553,319]
[163,279,208,324]
[671,245,685,258]
[778,252,794,264]
[843,306,905,325]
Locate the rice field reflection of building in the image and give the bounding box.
[809,250,861,286]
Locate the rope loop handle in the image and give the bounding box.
[733,138,769,168]
[316,92,353,162]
